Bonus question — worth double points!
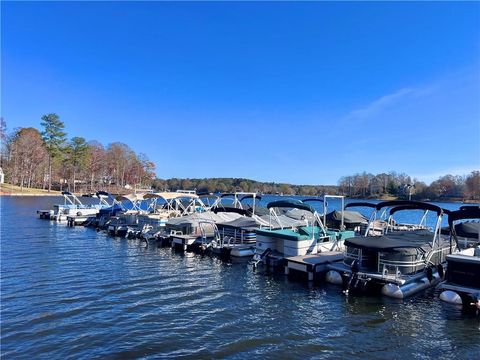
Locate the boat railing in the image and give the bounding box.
[213,192,261,215]
[322,195,345,231]
[224,236,236,248]
[364,201,446,250]
[62,192,84,207]
[198,221,220,249]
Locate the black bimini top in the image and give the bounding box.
[459,205,480,211]
[448,206,480,225]
[302,198,324,204]
[375,200,444,216]
[345,230,445,254]
[212,206,249,216]
[445,207,480,240]
[388,205,428,216]
[266,199,315,213]
[96,191,110,197]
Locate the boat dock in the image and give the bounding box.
[37,210,53,219]
[67,214,91,227]
[171,234,200,251]
[285,252,343,281]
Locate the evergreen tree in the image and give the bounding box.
[68,137,89,192]
[41,113,66,192]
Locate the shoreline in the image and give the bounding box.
[1,184,478,203]
[1,192,478,204]
[0,184,63,197]
[0,193,62,197]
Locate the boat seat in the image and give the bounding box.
[298,226,322,238]
[256,228,311,241]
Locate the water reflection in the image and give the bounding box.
[1,196,479,359]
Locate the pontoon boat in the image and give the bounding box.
[326,201,451,298]
[438,206,480,307]
[37,191,112,221]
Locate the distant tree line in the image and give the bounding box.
[338,171,480,201]
[0,115,156,192]
[153,172,479,201]
[152,178,337,196]
[1,115,478,200]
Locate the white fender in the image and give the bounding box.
[439,290,463,305]
[326,270,343,285]
[381,283,403,299]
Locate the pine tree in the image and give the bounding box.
[40,113,66,192]
[68,137,89,193]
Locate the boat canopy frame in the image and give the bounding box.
[266,199,328,236]
[447,206,480,249]
[322,195,346,231]
[363,200,446,259]
[214,192,261,215]
[61,191,84,207]
[95,191,115,207]
[114,193,148,211]
[143,191,204,216]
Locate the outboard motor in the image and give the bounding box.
[199,242,211,255]
[220,247,232,261]
[437,264,444,279]
[344,259,359,295]
[470,293,480,318]
[426,266,433,283]
[252,248,272,269]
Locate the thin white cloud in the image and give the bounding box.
[344,85,436,121]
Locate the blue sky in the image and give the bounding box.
[2,1,479,185]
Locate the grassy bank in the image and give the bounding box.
[0,183,62,196]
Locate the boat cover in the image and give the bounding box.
[249,206,269,216]
[345,230,449,255]
[441,222,480,239]
[166,211,241,227]
[326,210,368,225]
[280,208,316,221]
[217,217,260,231]
[258,213,311,229]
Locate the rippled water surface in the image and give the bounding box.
[1,196,479,359]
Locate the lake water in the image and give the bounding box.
[1,196,479,359]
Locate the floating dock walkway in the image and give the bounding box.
[285,252,343,281]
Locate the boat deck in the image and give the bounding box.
[171,234,200,251]
[67,215,91,226]
[286,252,343,281]
[37,210,52,219]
